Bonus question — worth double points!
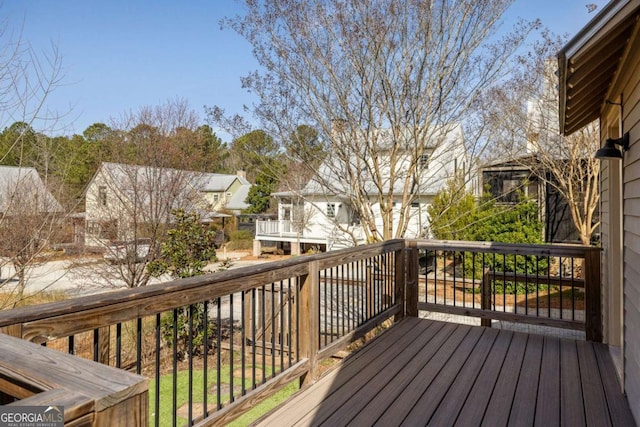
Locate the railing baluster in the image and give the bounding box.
[341,264,346,336]
[136,318,142,375]
[288,278,293,368]
[323,268,327,347]
[230,293,235,402]
[216,298,222,410]
[261,285,266,384]
[559,257,564,320]
[241,292,246,397]
[93,328,99,362]
[188,304,194,426]
[251,288,256,391]
[270,284,275,379]
[203,300,209,415]
[172,308,178,426]
[155,313,161,427]
[280,280,284,372]
[116,323,121,368]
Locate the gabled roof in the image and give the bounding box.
[558,0,640,135]
[0,165,62,213]
[201,173,250,192]
[287,124,465,198]
[225,184,251,211]
[90,162,252,211]
[480,154,540,171]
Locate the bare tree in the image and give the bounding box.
[211,0,538,242]
[479,31,600,245]
[0,9,66,307]
[80,100,211,288]
[0,167,63,308]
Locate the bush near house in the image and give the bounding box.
[429,183,547,290]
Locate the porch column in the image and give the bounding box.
[252,239,262,257]
[291,241,301,256]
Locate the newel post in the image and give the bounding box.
[584,248,603,342]
[405,242,419,317]
[299,260,320,387]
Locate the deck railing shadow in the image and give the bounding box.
[0,239,602,425]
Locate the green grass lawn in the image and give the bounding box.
[149,364,298,426]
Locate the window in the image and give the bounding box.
[419,154,430,169]
[327,203,336,218]
[98,186,107,206]
[87,221,101,236]
[213,194,219,202]
[411,202,420,208]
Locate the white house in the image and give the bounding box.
[254,125,466,255]
[84,162,251,248]
[0,166,62,215]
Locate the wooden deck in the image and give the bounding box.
[256,318,635,426]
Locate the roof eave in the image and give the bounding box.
[558,0,640,135]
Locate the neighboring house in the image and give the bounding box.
[0,166,62,214]
[0,166,64,256]
[83,162,251,248]
[558,0,640,422]
[255,125,466,255]
[481,155,585,243]
[201,171,251,213]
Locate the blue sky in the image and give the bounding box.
[4,0,608,141]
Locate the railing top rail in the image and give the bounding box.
[0,333,147,414]
[409,239,601,257]
[0,239,405,330]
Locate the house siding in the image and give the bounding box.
[620,34,640,421]
[600,160,611,344]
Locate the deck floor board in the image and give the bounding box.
[255,318,636,427]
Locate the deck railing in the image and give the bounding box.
[0,239,601,425]
[0,240,403,426]
[408,239,602,341]
[255,219,296,237]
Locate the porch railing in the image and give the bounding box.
[407,239,602,341]
[0,239,601,425]
[0,240,404,426]
[255,219,296,237]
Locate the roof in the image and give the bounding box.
[201,173,250,192]
[0,166,62,213]
[295,124,465,198]
[92,162,252,213]
[558,0,640,135]
[96,162,250,193]
[224,184,251,211]
[480,154,540,171]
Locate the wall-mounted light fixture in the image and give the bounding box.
[595,132,630,160]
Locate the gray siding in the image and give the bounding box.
[600,161,611,343]
[621,36,640,422]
